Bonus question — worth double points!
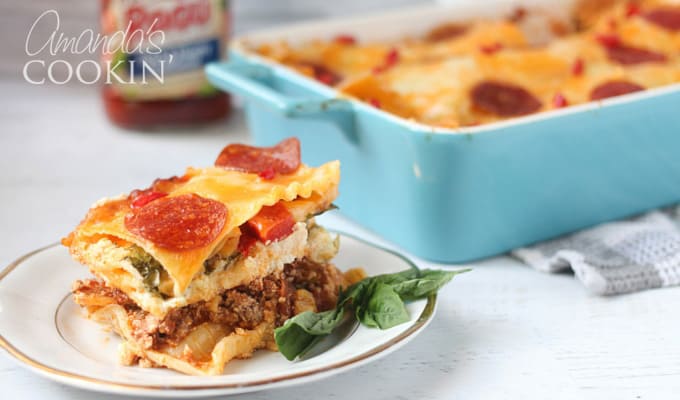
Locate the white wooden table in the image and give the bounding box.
[1,81,679,399]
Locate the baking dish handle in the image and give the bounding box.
[206,61,356,137]
[205,61,353,115]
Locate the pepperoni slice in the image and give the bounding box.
[470,81,542,117]
[604,44,667,65]
[643,8,680,31]
[215,137,301,176]
[590,80,645,100]
[125,194,227,251]
[426,23,468,42]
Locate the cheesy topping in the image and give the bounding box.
[68,161,340,297]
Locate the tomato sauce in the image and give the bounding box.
[103,87,229,128]
[100,0,231,128]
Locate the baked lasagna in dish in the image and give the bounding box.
[252,0,680,128]
[63,138,364,375]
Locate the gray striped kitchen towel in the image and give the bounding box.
[512,206,680,295]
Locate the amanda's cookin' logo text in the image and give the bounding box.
[23,9,171,85]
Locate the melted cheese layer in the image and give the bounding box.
[254,0,680,128]
[68,161,340,296]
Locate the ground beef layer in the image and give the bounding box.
[72,258,344,351]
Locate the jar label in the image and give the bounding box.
[103,0,228,101]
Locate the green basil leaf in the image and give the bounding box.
[274,267,470,361]
[341,269,416,307]
[361,282,410,329]
[274,308,345,361]
[372,269,420,284]
[352,281,374,327]
[391,269,471,301]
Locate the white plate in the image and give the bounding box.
[0,233,435,397]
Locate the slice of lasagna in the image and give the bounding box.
[63,138,362,375]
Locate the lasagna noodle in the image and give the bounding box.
[89,303,273,376]
[70,221,311,317]
[74,256,362,376]
[69,161,340,297]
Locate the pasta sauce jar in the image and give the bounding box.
[100,0,230,128]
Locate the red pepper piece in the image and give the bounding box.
[571,58,585,76]
[298,62,343,86]
[237,232,259,257]
[480,42,504,55]
[258,167,276,180]
[243,202,296,243]
[373,48,400,74]
[625,3,641,18]
[385,48,399,65]
[129,190,168,209]
[334,34,357,45]
[596,33,621,48]
[552,93,569,108]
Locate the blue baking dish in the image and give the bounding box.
[206,5,680,263]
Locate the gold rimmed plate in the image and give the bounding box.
[0,233,436,397]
